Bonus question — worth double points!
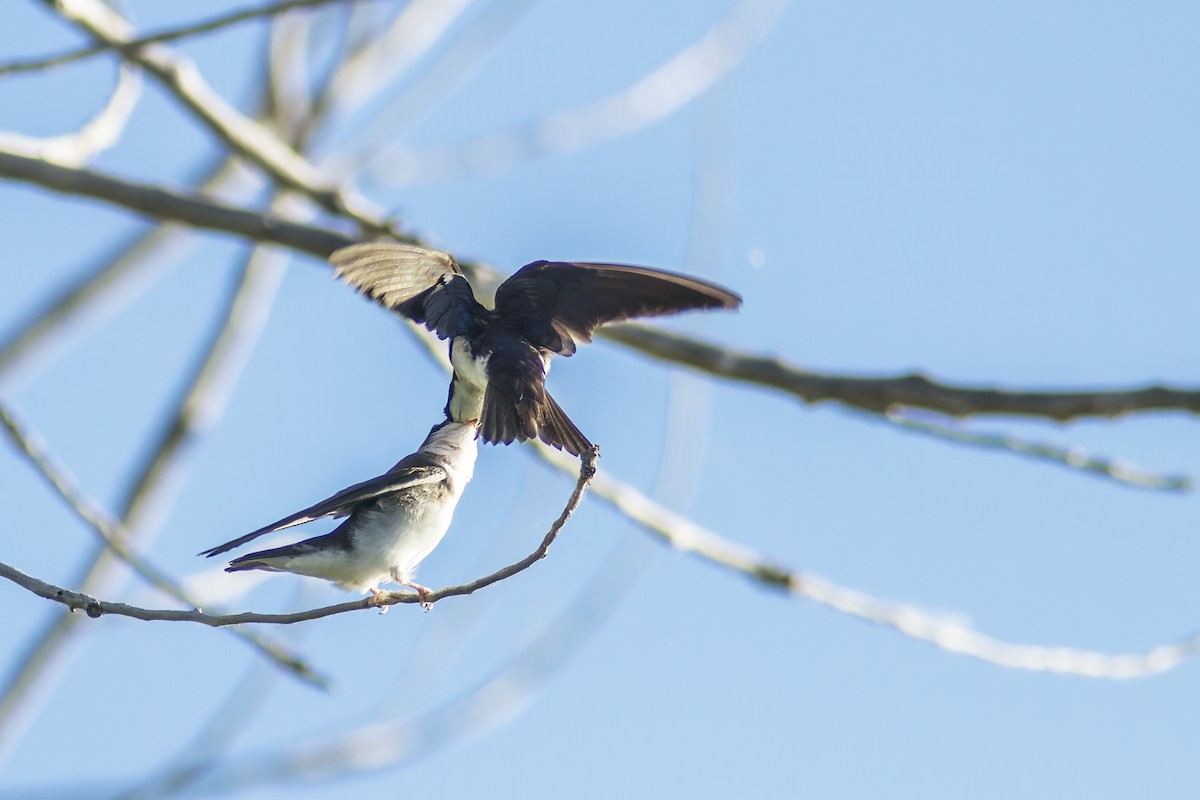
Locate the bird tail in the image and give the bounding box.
[537,391,593,457]
[478,385,592,458]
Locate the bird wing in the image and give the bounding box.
[492,262,742,356]
[198,464,447,558]
[330,242,485,339]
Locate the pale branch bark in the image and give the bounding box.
[396,310,1200,681]
[182,370,702,796]
[321,0,475,116]
[0,157,260,392]
[526,443,1200,680]
[0,402,321,685]
[46,0,393,232]
[883,409,1191,492]
[0,61,140,166]
[600,323,1200,420]
[0,447,599,626]
[0,247,310,757]
[0,0,369,76]
[183,539,654,795]
[367,0,786,185]
[4,148,1198,427]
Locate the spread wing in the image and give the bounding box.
[493,262,742,356]
[330,242,485,339]
[198,464,447,558]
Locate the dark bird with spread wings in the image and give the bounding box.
[331,243,742,456]
[198,420,478,607]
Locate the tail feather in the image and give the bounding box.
[478,386,537,446]
[537,391,592,457]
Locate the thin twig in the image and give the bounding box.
[366,0,786,184]
[0,63,140,165]
[528,443,1200,680]
[0,249,307,757]
[884,408,1191,492]
[0,0,371,76]
[0,156,258,392]
[0,447,599,625]
[5,148,1199,425]
[186,538,655,794]
[46,0,394,231]
[601,323,1200,420]
[0,402,322,684]
[0,149,355,254]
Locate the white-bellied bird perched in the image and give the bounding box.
[331,243,742,457]
[198,419,478,608]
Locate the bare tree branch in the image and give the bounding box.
[0,157,260,392]
[883,408,1191,492]
[0,447,599,625]
[0,404,320,686]
[6,147,1198,429]
[0,0,374,76]
[0,248,307,758]
[365,0,787,184]
[391,301,1200,682]
[0,149,355,255]
[184,538,654,795]
[322,0,476,114]
[526,443,1200,680]
[45,0,394,231]
[0,63,141,165]
[600,323,1200,420]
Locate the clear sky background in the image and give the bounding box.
[1,1,1198,798]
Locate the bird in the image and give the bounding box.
[198,419,478,609]
[330,242,742,457]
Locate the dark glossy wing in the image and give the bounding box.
[330,242,485,339]
[198,464,447,558]
[493,262,742,355]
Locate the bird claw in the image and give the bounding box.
[368,587,389,615]
[404,582,434,611]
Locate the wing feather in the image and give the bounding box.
[331,243,484,339]
[199,465,447,558]
[493,262,741,355]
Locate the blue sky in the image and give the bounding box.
[1,1,1198,798]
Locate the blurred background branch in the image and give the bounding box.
[0,1,1194,796]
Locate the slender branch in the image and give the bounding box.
[0,248,312,757]
[526,443,1200,680]
[0,0,371,76]
[0,149,355,255]
[46,0,394,231]
[600,323,1200,420]
[884,408,1191,492]
[0,402,322,684]
[0,63,140,165]
[185,538,655,795]
[322,0,476,115]
[366,0,786,185]
[0,447,598,626]
[0,156,259,392]
[398,308,1200,681]
[5,148,1198,425]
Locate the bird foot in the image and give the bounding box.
[368,586,389,615]
[403,581,434,611]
